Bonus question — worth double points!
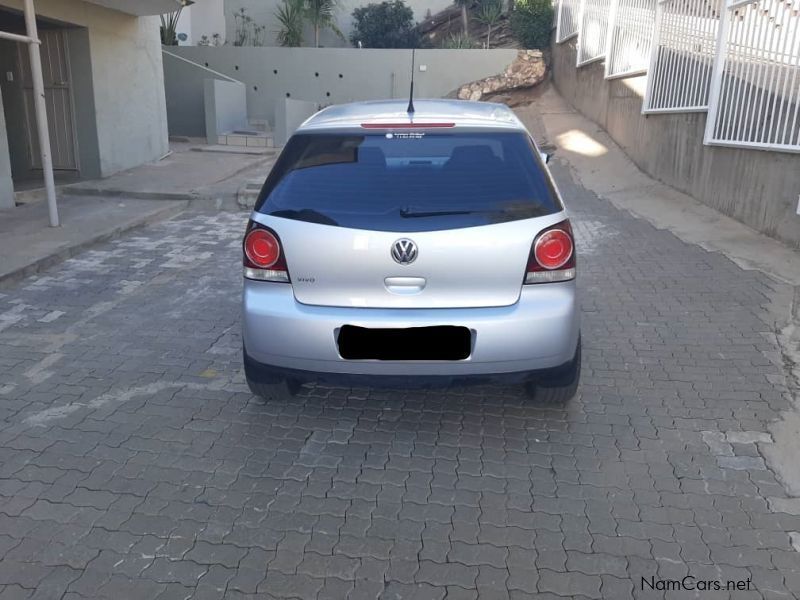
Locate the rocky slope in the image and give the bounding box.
[449,49,548,105]
[416,2,519,48]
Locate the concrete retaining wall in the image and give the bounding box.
[551,38,800,248]
[166,46,519,124]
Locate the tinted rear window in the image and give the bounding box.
[255,131,561,232]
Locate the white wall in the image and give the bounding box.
[176,6,192,44]
[88,14,169,174]
[0,0,169,177]
[177,0,227,45]
[225,0,453,48]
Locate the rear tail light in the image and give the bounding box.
[525,220,576,284]
[243,221,290,282]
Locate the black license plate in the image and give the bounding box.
[338,325,471,360]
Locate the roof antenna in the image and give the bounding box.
[407,48,416,115]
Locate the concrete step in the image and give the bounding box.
[14,177,81,205]
[218,130,274,149]
[15,187,54,205]
[248,119,272,134]
[192,145,276,156]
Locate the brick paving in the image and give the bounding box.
[0,162,798,599]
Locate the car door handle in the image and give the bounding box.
[384,277,426,294]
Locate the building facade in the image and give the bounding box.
[0,0,173,209]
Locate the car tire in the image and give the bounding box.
[285,378,302,396]
[243,347,302,400]
[246,378,298,401]
[526,337,581,404]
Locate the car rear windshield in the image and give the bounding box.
[255,131,562,232]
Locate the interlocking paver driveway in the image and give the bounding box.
[0,162,798,599]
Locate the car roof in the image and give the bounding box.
[297,99,527,133]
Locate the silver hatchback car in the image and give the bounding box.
[242,99,580,402]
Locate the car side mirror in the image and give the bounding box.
[540,151,551,164]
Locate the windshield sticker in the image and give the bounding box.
[385,132,426,140]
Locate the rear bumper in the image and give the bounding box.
[244,350,575,388]
[242,281,579,377]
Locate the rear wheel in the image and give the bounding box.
[246,378,298,401]
[285,378,302,396]
[525,337,581,405]
[243,348,302,401]
[247,378,291,400]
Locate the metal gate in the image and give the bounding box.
[19,29,79,171]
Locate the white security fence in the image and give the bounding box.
[554,0,800,152]
[604,0,656,78]
[556,0,582,42]
[577,0,612,66]
[643,0,721,113]
[704,0,800,151]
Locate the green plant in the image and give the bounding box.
[160,6,184,45]
[253,23,267,45]
[233,8,267,46]
[232,7,249,45]
[198,33,222,46]
[475,0,503,48]
[453,0,471,35]
[510,0,553,49]
[306,0,345,47]
[275,0,306,46]
[440,31,476,48]
[350,0,421,48]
